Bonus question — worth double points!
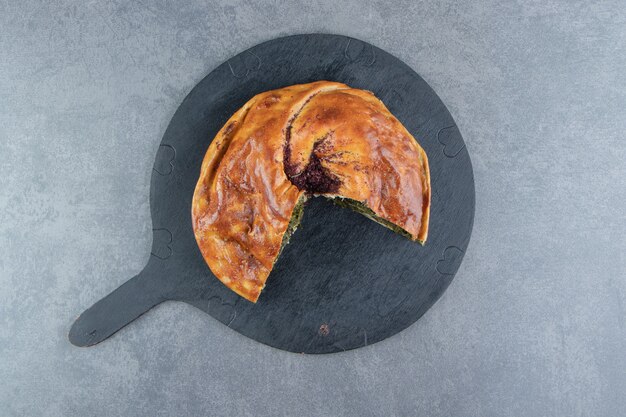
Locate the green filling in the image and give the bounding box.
[332,197,418,243]
[277,195,420,263]
[278,195,306,256]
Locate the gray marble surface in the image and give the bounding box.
[1,1,625,416]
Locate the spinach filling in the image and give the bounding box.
[332,197,417,242]
[277,194,419,262]
[278,195,306,255]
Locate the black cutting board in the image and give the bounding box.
[69,34,475,354]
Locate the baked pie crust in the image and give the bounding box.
[192,81,430,302]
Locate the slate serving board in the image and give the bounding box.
[69,34,475,354]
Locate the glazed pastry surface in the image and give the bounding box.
[192,81,430,302]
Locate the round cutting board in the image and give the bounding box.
[70,34,475,353]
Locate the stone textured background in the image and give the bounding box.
[1,1,625,416]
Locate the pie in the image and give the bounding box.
[192,81,430,302]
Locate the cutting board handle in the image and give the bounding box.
[69,258,168,347]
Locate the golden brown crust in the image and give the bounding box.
[192,81,430,302]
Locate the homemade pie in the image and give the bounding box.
[192,81,430,302]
